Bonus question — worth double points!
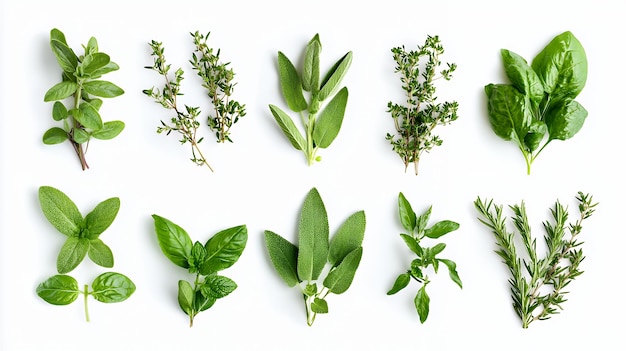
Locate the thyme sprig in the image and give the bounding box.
[474,192,597,328]
[386,35,459,175]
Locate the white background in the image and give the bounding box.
[1,0,624,350]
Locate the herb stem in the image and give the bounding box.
[83,284,90,322]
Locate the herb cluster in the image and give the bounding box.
[43,28,125,170]
[264,188,366,325]
[152,215,248,327]
[386,35,459,175]
[387,193,462,323]
[474,192,597,328]
[485,31,588,174]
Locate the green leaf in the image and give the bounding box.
[545,99,588,141]
[312,87,348,148]
[36,274,79,305]
[264,230,299,287]
[398,192,417,232]
[50,28,68,46]
[90,62,120,77]
[43,127,68,145]
[415,285,430,323]
[194,290,216,312]
[152,214,193,269]
[57,237,89,274]
[86,36,98,54]
[88,238,114,268]
[201,275,237,299]
[200,225,248,274]
[311,297,328,314]
[424,220,460,239]
[52,101,68,121]
[416,206,432,233]
[50,38,78,73]
[322,247,362,294]
[82,80,124,98]
[38,186,83,237]
[44,81,78,102]
[91,272,136,303]
[400,234,422,255]
[430,242,447,256]
[189,241,207,273]
[76,102,103,130]
[73,129,90,144]
[277,51,307,112]
[82,53,110,75]
[531,31,587,102]
[177,280,195,316]
[84,197,120,238]
[439,258,463,289]
[387,272,411,295]
[297,188,329,282]
[92,121,125,140]
[500,49,544,104]
[269,104,306,151]
[328,210,365,267]
[318,51,352,102]
[302,34,321,93]
[524,120,548,152]
[484,84,532,143]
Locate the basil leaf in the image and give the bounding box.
[524,120,548,152]
[84,197,120,238]
[82,80,124,98]
[91,272,136,303]
[501,49,544,104]
[264,230,299,287]
[312,87,348,149]
[438,258,463,289]
[50,38,78,74]
[531,31,587,102]
[36,274,79,305]
[57,237,89,274]
[177,280,195,316]
[91,121,125,140]
[415,285,430,323]
[188,241,207,273]
[484,83,532,143]
[328,210,365,267]
[322,247,362,294]
[387,272,411,295]
[545,99,588,141]
[400,234,422,256]
[39,186,82,237]
[277,51,307,112]
[268,104,306,151]
[52,101,68,121]
[311,297,328,314]
[87,238,114,268]
[43,127,68,145]
[297,188,329,282]
[318,51,352,102]
[424,220,460,239]
[77,102,104,130]
[302,34,321,93]
[82,53,111,75]
[44,81,78,102]
[201,275,237,299]
[398,192,417,232]
[152,214,193,269]
[200,225,247,274]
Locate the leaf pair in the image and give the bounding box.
[269,34,352,165]
[388,193,462,323]
[485,31,588,174]
[39,186,120,274]
[264,187,366,325]
[152,215,247,327]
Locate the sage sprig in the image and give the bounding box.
[485,31,588,174]
[474,192,597,328]
[387,193,462,323]
[152,215,247,327]
[269,34,352,165]
[190,31,246,143]
[264,187,366,326]
[386,35,459,175]
[43,28,125,170]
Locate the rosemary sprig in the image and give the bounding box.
[474,192,597,328]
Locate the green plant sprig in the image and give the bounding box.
[143,40,213,171]
[474,192,597,328]
[152,215,247,327]
[43,28,125,171]
[386,35,459,175]
[387,193,462,323]
[190,31,246,143]
[269,34,352,165]
[484,31,588,174]
[264,187,366,326]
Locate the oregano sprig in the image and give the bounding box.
[387,192,462,323]
[264,187,366,326]
[474,192,597,328]
[386,35,459,175]
[43,28,125,170]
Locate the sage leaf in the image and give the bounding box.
[318,51,353,102]
[297,188,329,282]
[302,34,321,93]
[311,297,328,314]
[91,272,136,303]
[178,280,195,316]
[44,81,78,102]
[424,220,460,239]
[277,51,307,112]
[37,274,79,305]
[201,275,237,299]
[57,237,89,274]
[484,83,531,143]
[264,230,299,287]
[438,259,463,289]
[387,272,411,295]
[269,104,306,151]
[82,80,124,98]
[200,225,247,274]
[39,186,82,237]
[545,99,588,141]
[77,101,104,130]
[322,247,362,294]
[328,210,365,267]
[52,101,68,121]
[43,127,68,145]
[415,286,430,323]
[312,87,348,149]
[152,214,193,269]
[398,192,417,232]
[87,238,114,268]
[91,121,125,140]
[84,197,120,238]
